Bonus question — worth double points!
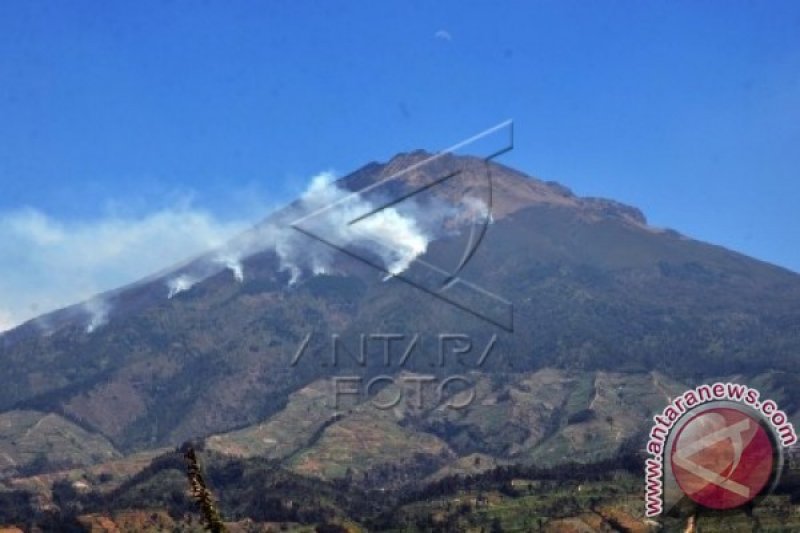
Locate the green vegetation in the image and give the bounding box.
[0,410,119,478]
[184,446,225,532]
[1,154,800,529]
[3,446,798,531]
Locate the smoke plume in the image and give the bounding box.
[167,275,199,298]
[83,298,110,333]
[163,171,448,297]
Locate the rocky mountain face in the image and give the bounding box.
[1,150,799,480]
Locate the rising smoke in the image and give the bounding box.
[163,171,443,297]
[83,298,110,333]
[167,274,199,299]
[86,170,487,332]
[216,254,244,282]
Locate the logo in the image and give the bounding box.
[644,382,796,518]
[670,407,774,510]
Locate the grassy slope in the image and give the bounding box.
[0,410,119,479]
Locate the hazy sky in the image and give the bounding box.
[0,1,799,329]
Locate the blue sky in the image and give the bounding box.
[0,1,799,329]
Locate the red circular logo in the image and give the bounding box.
[670,407,774,510]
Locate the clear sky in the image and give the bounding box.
[0,1,798,330]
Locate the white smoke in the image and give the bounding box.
[157,171,485,296]
[461,196,493,224]
[0,168,489,335]
[0,309,16,334]
[277,172,431,280]
[144,171,491,306]
[167,275,198,298]
[83,298,110,333]
[0,204,249,333]
[215,254,244,282]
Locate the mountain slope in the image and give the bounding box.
[0,410,119,478]
[0,150,798,472]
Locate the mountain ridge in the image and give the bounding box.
[0,151,798,480]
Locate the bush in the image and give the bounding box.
[567,408,596,424]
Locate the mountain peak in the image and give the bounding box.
[1,149,799,477]
[341,150,649,229]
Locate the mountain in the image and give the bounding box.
[0,150,799,484]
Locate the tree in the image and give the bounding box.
[184,446,226,532]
